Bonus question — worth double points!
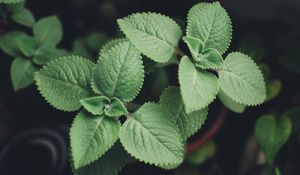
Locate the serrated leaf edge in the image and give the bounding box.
[119,102,184,169]
[219,52,266,106]
[186,2,233,55]
[117,12,182,63]
[70,113,121,169]
[99,38,128,57]
[34,55,95,112]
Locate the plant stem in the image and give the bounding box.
[187,106,229,153]
[175,47,185,57]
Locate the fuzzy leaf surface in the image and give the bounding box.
[35,56,94,111]
[218,52,266,106]
[70,111,120,169]
[159,86,208,139]
[119,103,184,168]
[118,12,182,63]
[74,142,130,175]
[186,2,232,54]
[218,89,245,113]
[92,41,144,102]
[187,2,208,22]
[179,56,219,114]
[80,96,110,115]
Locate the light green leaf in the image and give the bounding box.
[182,36,203,59]
[179,56,219,114]
[73,141,130,175]
[11,57,37,91]
[0,0,24,4]
[104,97,128,117]
[80,96,110,115]
[187,2,208,23]
[255,115,291,164]
[118,12,182,63]
[70,111,120,169]
[16,35,39,57]
[0,31,26,56]
[266,80,282,101]
[119,103,184,168]
[35,56,95,111]
[218,89,245,113]
[194,48,223,69]
[159,86,208,139]
[91,41,144,102]
[219,52,266,106]
[12,8,35,27]
[187,141,216,165]
[99,38,127,56]
[33,16,63,45]
[186,2,232,54]
[33,43,64,65]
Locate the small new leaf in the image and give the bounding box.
[73,141,130,175]
[182,36,203,59]
[194,48,223,69]
[70,111,120,169]
[80,96,110,115]
[255,115,291,164]
[104,97,128,117]
[35,56,95,111]
[118,12,182,63]
[186,2,232,54]
[179,56,219,114]
[33,16,63,45]
[159,86,208,139]
[218,52,266,106]
[11,57,37,91]
[119,103,184,168]
[92,41,144,102]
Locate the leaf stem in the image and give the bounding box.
[175,47,185,57]
[187,106,229,153]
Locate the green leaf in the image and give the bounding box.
[159,86,208,139]
[11,8,35,27]
[0,31,26,56]
[186,2,232,54]
[70,111,120,169]
[182,36,203,59]
[266,79,282,101]
[187,141,216,165]
[118,12,182,63]
[73,141,130,175]
[16,35,39,57]
[255,115,291,164]
[11,57,37,91]
[119,103,184,168]
[187,2,209,23]
[99,38,127,56]
[275,167,281,175]
[218,52,266,106]
[179,56,219,114]
[194,48,223,69]
[33,43,64,65]
[91,41,144,102]
[104,97,128,117]
[35,56,95,111]
[218,89,245,113]
[80,96,110,115]
[33,16,63,45]
[0,0,24,4]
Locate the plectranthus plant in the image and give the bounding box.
[0,0,67,91]
[34,2,266,175]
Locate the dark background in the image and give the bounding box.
[1,0,300,175]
